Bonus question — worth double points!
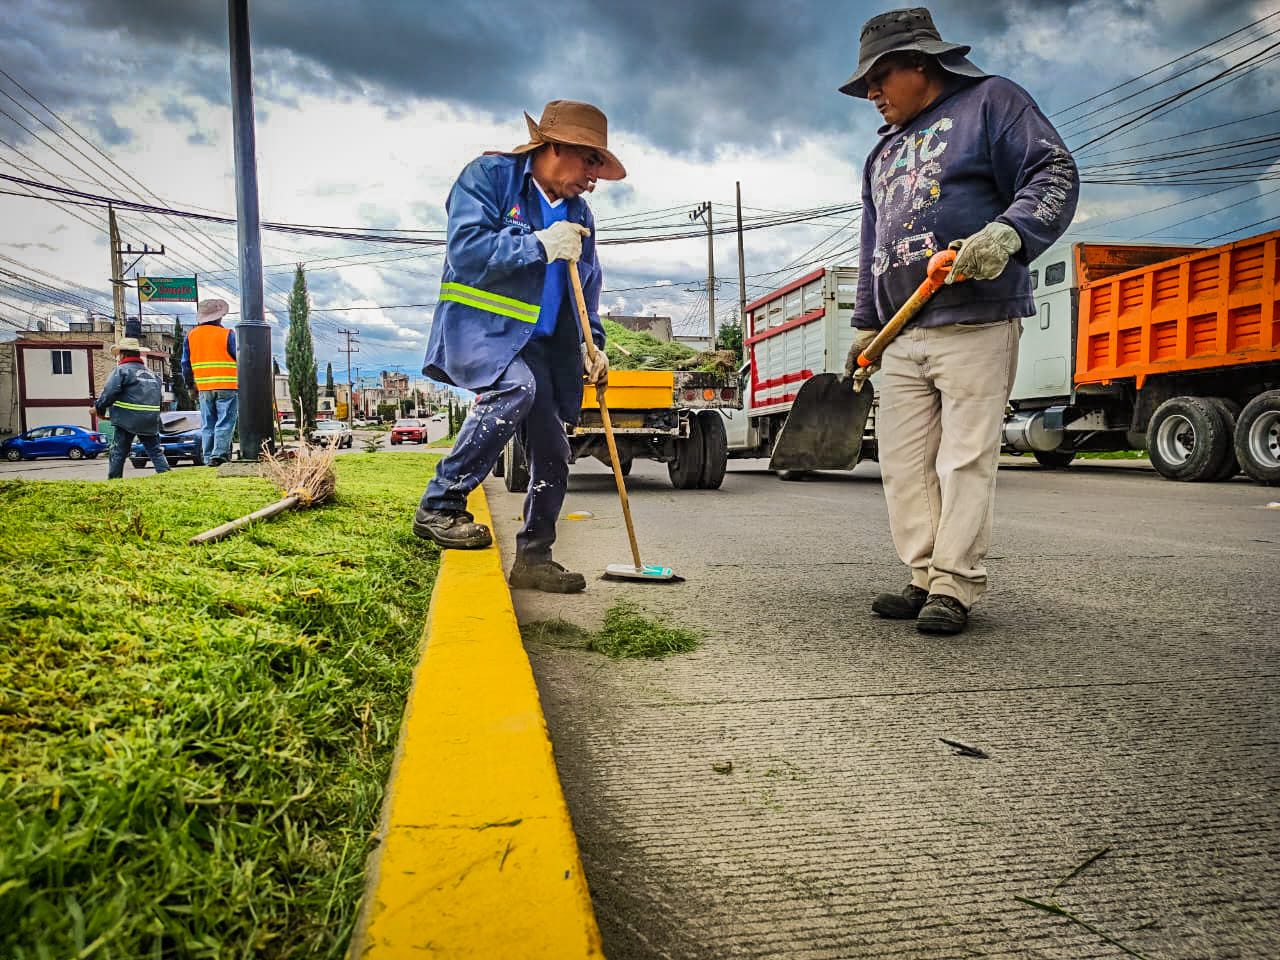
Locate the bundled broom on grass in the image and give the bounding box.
[189,444,338,545]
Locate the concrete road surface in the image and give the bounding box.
[486,456,1280,960]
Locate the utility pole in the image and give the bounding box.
[735,182,747,333]
[228,0,272,460]
[108,205,162,340]
[689,201,715,346]
[339,328,359,427]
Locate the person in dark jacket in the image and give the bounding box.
[840,8,1078,634]
[413,100,623,593]
[96,337,169,479]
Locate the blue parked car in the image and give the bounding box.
[131,411,204,468]
[2,424,108,461]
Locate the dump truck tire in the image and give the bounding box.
[697,411,728,489]
[1147,396,1232,482]
[1234,390,1280,485]
[668,415,705,489]
[503,433,530,493]
[1033,449,1075,469]
[1205,398,1241,481]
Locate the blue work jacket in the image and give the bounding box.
[422,152,605,425]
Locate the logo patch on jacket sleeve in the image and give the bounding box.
[503,202,530,229]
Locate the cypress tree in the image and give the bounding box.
[325,362,335,398]
[169,317,194,410]
[285,264,318,432]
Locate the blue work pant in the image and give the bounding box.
[198,390,238,461]
[422,343,570,562]
[108,428,169,479]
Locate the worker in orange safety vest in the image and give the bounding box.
[181,298,239,465]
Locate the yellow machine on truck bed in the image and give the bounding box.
[496,368,741,491]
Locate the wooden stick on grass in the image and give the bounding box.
[190,445,338,545]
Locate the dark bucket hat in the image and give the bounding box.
[839,7,985,98]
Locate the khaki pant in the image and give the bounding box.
[875,319,1021,608]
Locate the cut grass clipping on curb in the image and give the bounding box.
[522,602,700,659]
[0,454,442,959]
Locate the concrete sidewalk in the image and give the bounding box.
[486,459,1280,959]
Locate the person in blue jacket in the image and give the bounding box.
[414,100,623,593]
[95,336,170,479]
[840,8,1078,634]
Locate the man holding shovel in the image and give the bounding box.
[841,7,1077,633]
[413,100,623,593]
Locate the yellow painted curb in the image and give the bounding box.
[349,486,603,959]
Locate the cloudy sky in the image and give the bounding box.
[1,0,1277,380]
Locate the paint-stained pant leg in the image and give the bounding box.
[515,350,571,563]
[421,357,536,512]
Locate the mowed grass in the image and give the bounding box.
[522,602,700,659]
[0,454,441,959]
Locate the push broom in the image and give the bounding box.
[568,260,681,583]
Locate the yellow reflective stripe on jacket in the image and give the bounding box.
[440,282,540,324]
[113,401,161,412]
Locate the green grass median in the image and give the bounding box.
[0,454,440,959]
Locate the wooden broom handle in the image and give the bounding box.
[568,259,644,571]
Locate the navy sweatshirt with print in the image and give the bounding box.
[852,76,1078,330]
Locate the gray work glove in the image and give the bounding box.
[844,329,880,388]
[582,342,609,386]
[946,221,1022,283]
[535,221,590,263]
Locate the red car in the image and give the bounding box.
[390,419,425,444]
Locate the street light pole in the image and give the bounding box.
[227,0,272,460]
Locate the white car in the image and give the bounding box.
[309,419,354,448]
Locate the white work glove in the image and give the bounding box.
[844,329,880,388]
[946,221,1022,283]
[535,221,590,263]
[582,342,609,386]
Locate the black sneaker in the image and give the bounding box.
[508,557,586,594]
[871,584,929,619]
[917,595,969,635]
[412,507,492,549]
[209,457,226,467]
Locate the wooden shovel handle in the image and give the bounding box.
[857,248,963,369]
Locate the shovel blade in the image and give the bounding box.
[768,374,873,472]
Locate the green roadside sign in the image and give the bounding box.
[138,276,198,303]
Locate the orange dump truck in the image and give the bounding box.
[1005,227,1280,483]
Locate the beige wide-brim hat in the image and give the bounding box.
[111,336,144,355]
[509,100,626,181]
[196,298,229,324]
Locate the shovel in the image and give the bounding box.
[768,248,962,472]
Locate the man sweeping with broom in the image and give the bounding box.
[412,100,624,594]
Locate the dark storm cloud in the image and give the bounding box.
[4,0,1269,156]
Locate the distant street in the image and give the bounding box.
[0,416,450,482]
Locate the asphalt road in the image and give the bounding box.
[487,456,1280,960]
[0,417,450,482]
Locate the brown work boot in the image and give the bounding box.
[508,557,587,593]
[917,594,969,635]
[412,507,492,549]
[871,584,929,619]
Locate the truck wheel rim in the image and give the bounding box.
[1155,414,1195,466]
[1247,410,1280,469]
